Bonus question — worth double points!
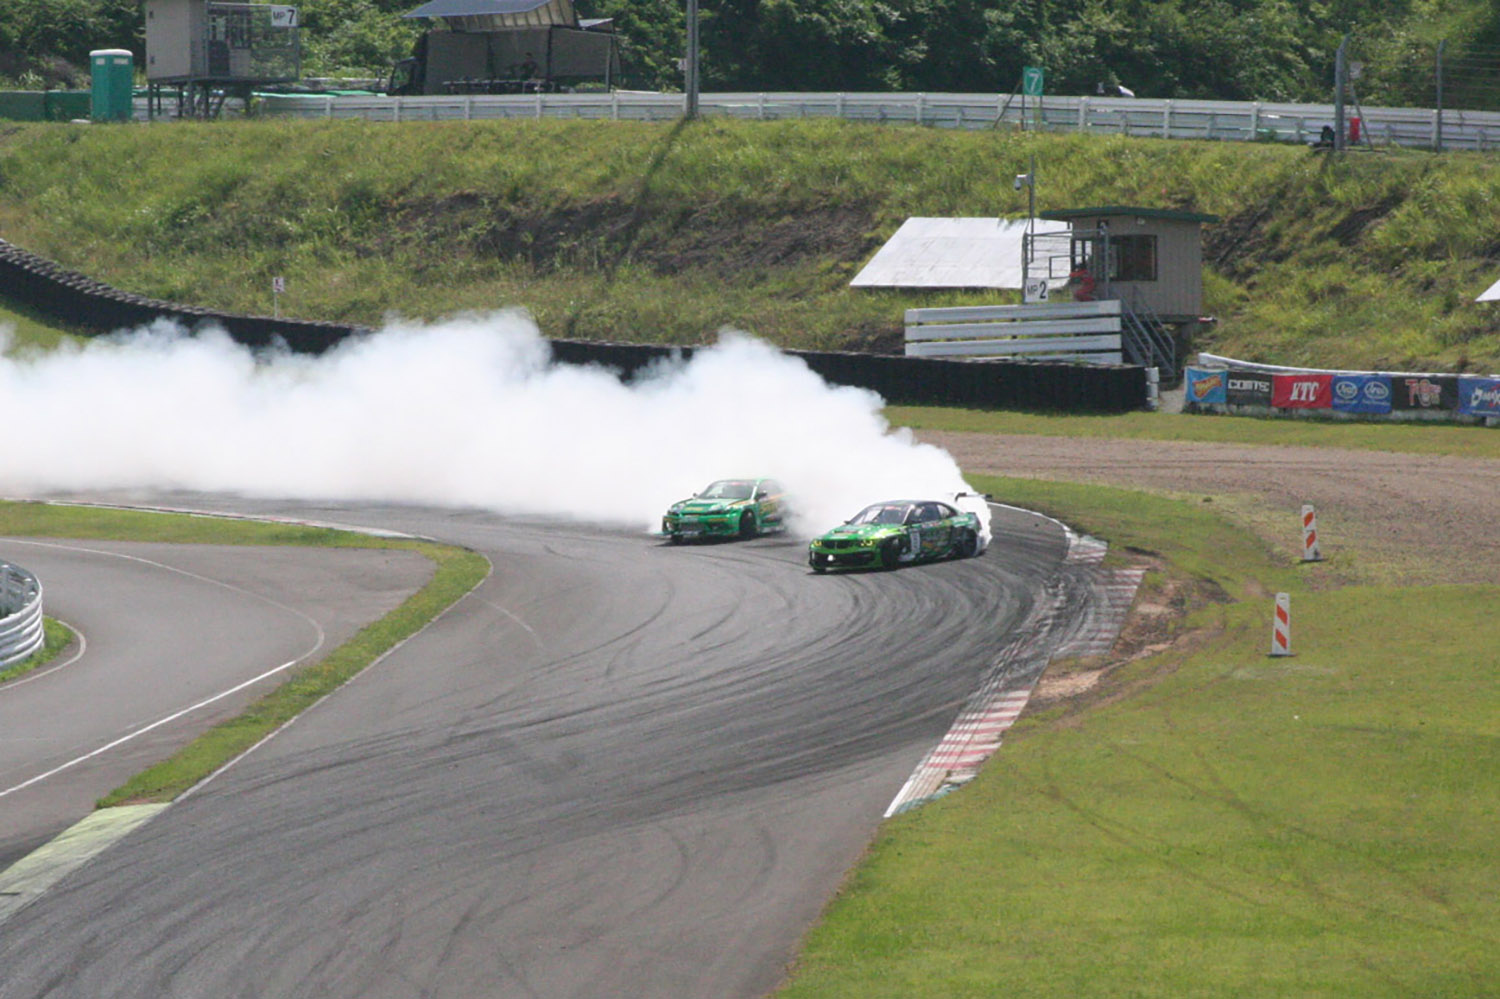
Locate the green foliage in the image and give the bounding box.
[296,0,422,78]
[0,0,141,86]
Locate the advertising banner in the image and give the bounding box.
[1272,373,1333,409]
[1390,375,1458,412]
[1185,367,1227,406]
[1331,374,1392,414]
[1226,369,1273,407]
[1458,376,1500,417]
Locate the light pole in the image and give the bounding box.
[685,0,700,119]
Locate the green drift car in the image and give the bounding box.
[661,478,787,542]
[808,499,983,573]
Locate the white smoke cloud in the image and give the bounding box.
[0,313,988,540]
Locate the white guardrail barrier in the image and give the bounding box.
[0,560,45,669]
[165,90,1500,153]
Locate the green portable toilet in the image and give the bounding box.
[90,49,134,122]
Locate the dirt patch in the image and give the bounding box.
[1032,560,1223,710]
[931,430,1500,714]
[925,430,1500,587]
[384,193,880,280]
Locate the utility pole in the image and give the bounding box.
[685,0,700,119]
[1334,34,1348,154]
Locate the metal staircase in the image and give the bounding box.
[1119,295,1178,380]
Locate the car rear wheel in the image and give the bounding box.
[955,529,980,559]
[739,511,757,539]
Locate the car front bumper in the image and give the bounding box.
[663,514,742,538]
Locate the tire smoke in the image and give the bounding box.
[0,313,988,540]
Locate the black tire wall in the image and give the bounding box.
[0,238,1146,413]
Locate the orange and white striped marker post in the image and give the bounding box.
[1300,504,1323,562]
[1270,592,1292,656]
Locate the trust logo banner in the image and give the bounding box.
[1272,373,1333,409]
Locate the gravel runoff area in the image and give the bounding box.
[919,429,1500,588]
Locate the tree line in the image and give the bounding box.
[2,0,1495,108]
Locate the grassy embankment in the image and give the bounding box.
[778,472,1500,998]
[0,501,489,804]
[0,117,1499,369]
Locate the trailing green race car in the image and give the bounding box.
[661,478,787,542]
[808,498,983,573]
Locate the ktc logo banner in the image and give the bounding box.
[1272,373,1332,408]
[1331,374,1392,414]
[1458,376,1500,416]
[1185,367,1227,405]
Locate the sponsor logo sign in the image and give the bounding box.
[1390,375,1457,411]
[1272,373,1332,409]
[1226,369,1273,406]
[1458,376,1500,417]
[1185,367,1227,405]
[1330,374,1391,414]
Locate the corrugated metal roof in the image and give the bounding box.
[849,217,1070,290]
[1041,205,1219,224]
[403,0,555,19]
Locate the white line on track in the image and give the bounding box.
[0,537,327,797]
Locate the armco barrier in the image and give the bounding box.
[0,237,1146,413]
[0,560,44,669]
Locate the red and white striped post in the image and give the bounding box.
[1270,592,1292,656]
[1300,504,1323,562]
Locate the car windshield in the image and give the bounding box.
[697,480,755,500]
[849,503,911,525]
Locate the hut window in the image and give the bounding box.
[1110,234,1157,282]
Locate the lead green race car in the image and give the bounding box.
[808,498,984,573]
[661,478,788,542]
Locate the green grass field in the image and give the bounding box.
[776,475,1499,998]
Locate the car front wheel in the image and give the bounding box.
[739,511,757,539]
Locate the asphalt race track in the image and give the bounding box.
[0,538,434,873]
[0,496,1071,999]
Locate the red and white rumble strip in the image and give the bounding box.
[884,524,1144,817]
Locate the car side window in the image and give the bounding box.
[912,503,938,523]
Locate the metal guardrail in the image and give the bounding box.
[0,560,44,669]
[188,90,1500,152]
